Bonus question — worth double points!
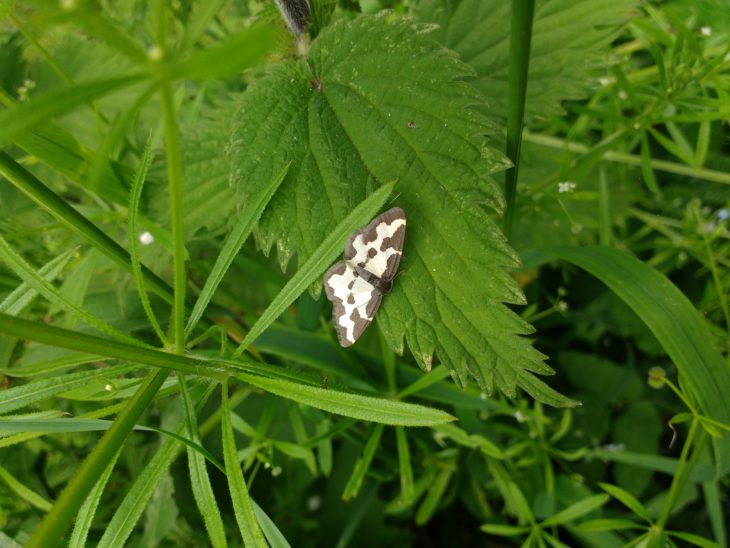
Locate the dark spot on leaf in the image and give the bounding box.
[408,121,416,129]
[311,79,322,92]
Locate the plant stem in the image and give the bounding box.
[160,82,187,352]
[503,0,536,238]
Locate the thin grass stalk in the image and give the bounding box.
[503,0,536,238]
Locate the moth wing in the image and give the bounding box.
[344,207,406,281]
[323,261,382,347]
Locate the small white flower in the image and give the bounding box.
[514,411,526,423]
[22,79,35,89]
[618,90,628,100]
[558,181,576,193]
[139,231,154,245]
[700,26,712,36]
[598,76,611,87]
[479,392,488,401]
[104,383,114,392]
[604,443,626,453]
[147,45,164,61]
[558,301,569,312]
[716,208,729,221]
[271,465,282,477]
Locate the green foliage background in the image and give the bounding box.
[0,0,728,546]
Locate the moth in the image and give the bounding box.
[323,207,406,347]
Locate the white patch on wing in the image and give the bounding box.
[325,262,377,344]
[350,217,405,277]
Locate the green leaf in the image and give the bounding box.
[69,450,121,548]
[395,426,415,500]
[0,250,75,314]
[669,531,721,548]
[541,494,609,526]
[0,363,140,414]
[179,375,227,548]
[230,13,568,405]
[221,379,268,547]
[480,523,530,536]
[522,245,730,476]
[177,25,277,80]
[0,75,145,146]
[0,464,53,511]
[575,518,644,531]
[342,423,385,500]
[599,482,652,523]
[186,163,289,336]
[233,180,396,355]
[415,463,454,525]
[252,500,293,548]
[236,371,455,426]
[412,0,636,123]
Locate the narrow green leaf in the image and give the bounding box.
[415,464,453,525]
[0,75,144,146]
[69,450,121,548]
[648,127,694,166]
[0,464,52,511]
[0,418,153,435]
[233,181,395,355]
[342,423,384,500]
[480,523,530,536]
[523,246,730,476]
[432,423,504,458]
[541,494,609,527]
[503,0,535,237]
[0,250,75,314]
[236,371,454,426]
[589,448,715,482]
[179,375,227,548]
[639,132,661,194]
[0,363,139,414]
[669,531,721,548]
[694,119,711,168]
[128,133,168,345]
[187,163,290,336]
[599,482,652,523]
[252,500,293,548]
[177,25,277,80]
[575,518,644,532]
[222,378,268,547]
[316,419,333,476]
[0,236,140,345]
[27,369,170,548]
[395,427,414,500]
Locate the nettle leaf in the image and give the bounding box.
[412,0,636,123]
[230,13,574,406]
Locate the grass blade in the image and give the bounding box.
[503,0,536,238]
[599,482,651,523]
[179,375,227,548]
[541,494,610,527]
[395,427,414,500]
[523,246,730,477]
[27,369,170,548]
[252,500,292,548]
[186,163,289,336]
[0,75,145,146]
[233,181,395,356]
[128,134,168,346]
[0,235,140,345]
[221,378,268,546]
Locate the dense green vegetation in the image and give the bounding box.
[0,0,728,546]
